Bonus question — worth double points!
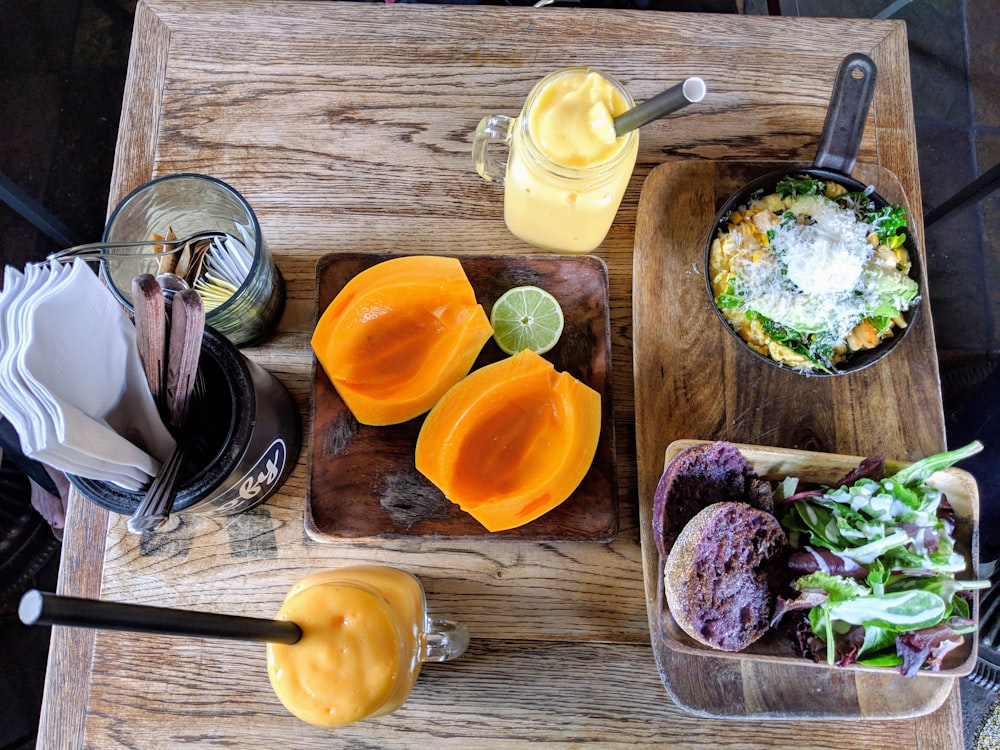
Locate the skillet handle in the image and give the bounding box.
[813,53,878,175]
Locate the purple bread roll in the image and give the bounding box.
[664,501,787,652]
[652,441,773,559]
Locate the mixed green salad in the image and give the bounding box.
[710,174,920,373]
[774,441,987,675]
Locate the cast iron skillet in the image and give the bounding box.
[703,52,921,377]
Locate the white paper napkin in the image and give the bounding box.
[0,259,176,488]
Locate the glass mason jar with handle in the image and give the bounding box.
[473,67,639,254]
[266,565,469,727]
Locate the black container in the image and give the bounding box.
[69,326,301,517]
[704,53,921,376]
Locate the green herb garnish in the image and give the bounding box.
[776,174,824,197]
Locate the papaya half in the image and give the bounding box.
[311,255,493,425]
[415,349,601,532]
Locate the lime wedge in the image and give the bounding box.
[489,286,565,355]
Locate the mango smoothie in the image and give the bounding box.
[503,69,638,253]
[266,566,425,727]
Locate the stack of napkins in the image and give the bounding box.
[0,259,175,490]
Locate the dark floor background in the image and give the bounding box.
[1,0,997,748]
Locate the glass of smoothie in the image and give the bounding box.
[473,67,639,253]
[266,565,469,727]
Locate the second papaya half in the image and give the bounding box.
[415,350,601,532]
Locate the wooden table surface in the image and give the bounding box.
[38,2,961,748]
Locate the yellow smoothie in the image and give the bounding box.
[504,69,638,253]
[266,567,425,727]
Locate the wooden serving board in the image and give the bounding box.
[633,161,956,719]
[307,252,618,542]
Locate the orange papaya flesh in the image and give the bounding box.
[311,256,493,426]
[414,349,601,532]
[330,308,493,424]
[320,255,472,323]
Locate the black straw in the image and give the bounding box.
[18,589,302,645]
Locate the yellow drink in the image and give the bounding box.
[266,566,425,727]
[502,69,638,253]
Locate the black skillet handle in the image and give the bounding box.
[813,53,878,175]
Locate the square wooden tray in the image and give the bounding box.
[307,252,618,542]
[652,440,980,677]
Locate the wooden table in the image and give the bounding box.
[38,2,961,748]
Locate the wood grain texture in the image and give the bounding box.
[38,3,961,748]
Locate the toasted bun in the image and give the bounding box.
[664,501,787,652]
[652,441,773,559]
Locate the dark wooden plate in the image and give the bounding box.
[306,252,618,542]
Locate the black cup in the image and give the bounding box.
[69,326,301,517]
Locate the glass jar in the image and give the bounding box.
[473,67,639,253]
[101,173,285,347]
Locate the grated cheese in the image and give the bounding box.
[776,196,869,294]
[729,195,896,341]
